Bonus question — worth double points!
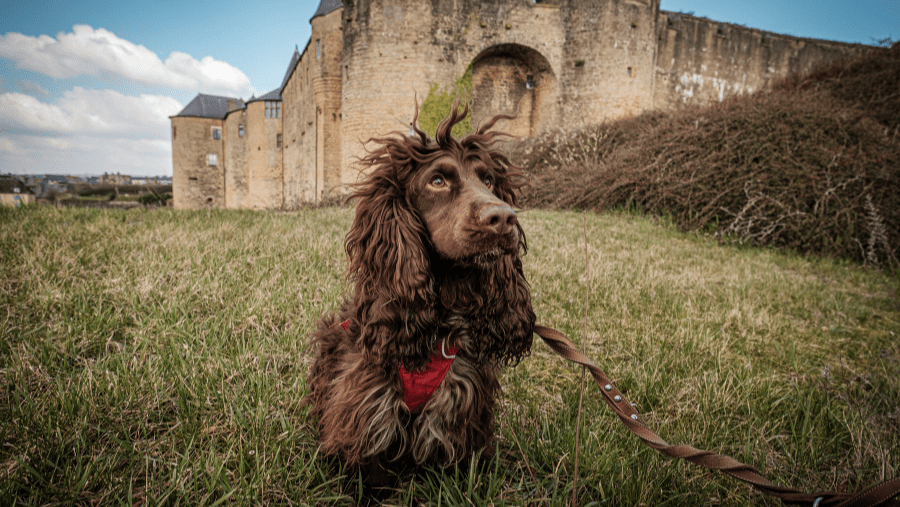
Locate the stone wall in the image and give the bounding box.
[313,9,344,200]
[171,116,225,209]
[557,0,659,124]
[175,0,876,210]
[224,106,249,208]
[245,100,284,209]
[0,193,35,207]
[333,0,870,199]
[340,0,575,185]
[282,9,343,206]
[653,11,871,110]
[282,42,318,207]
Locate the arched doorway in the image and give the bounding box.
[470,44,557,137]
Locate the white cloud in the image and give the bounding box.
[0,136,17,154]
[0,87,182,176]
[0,88,183,137]
[0,25,254,97]
[18,80,49,97]
[1,133,173,176]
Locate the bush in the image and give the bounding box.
[418,65,473,138]
[516,45,900,268]
[138,193,172,206]
[76,184,172,197]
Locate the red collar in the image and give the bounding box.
[340,320,458,413]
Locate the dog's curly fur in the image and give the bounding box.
[307,97,535,479]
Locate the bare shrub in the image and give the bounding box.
[515,46,900,267]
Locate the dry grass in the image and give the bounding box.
[1,205,898,505]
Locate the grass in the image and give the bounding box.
[1,205,897,506]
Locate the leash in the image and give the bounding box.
[533,324,900,507]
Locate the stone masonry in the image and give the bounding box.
[171,0,874,210]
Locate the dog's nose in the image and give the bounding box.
[479,205,517,236]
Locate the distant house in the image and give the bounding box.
[0,177,36,207]
[100,173,131,185]
[41,175,70,197]
[23,175,44,195]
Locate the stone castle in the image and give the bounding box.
[170,0,871,210]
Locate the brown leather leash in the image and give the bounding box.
[533,324,900,507]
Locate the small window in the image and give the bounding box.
[316,39,321,59]
[239,124,244,137]
[242,109,246,117]
[276,134,283,149]
[627,67,633,78]
[172,126,176,139]
[207,153,218,166]
[212,127,221,140]
[526,75,534,89]
[263,101,281,119]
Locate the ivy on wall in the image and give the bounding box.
[417,65,474,139]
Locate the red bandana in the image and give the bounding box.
[399,340,459,413]
[340,320,458,413]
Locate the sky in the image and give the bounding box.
[1,1,898,178]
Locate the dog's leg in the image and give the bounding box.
[308,317,410,469]
[409,357,499,465]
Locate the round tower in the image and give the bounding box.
[309,0,344,200]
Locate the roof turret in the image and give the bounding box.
[245,88,281,104]
[312,0,342,20]
[280,48,301,91]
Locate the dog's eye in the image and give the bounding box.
[483,177,493,189]
[430,175,445,187]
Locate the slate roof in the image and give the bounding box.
[246,47,301,104]
[171,93,244,119]
[0,178,33,194]
[312,0,342,20]
[280,48,301,91]
[247,88,281,104]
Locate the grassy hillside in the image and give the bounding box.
[517,43,900,269]
[1,206,898,505]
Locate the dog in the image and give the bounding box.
[306,97,535,483]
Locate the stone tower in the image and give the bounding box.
[170,94,243,209]
[281,0,345,205]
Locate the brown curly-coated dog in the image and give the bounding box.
[307,97,535,483]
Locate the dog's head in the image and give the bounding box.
[346,96,534,371]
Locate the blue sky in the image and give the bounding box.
[1,1,897,177]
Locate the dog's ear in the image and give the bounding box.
[345,166,436,371]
